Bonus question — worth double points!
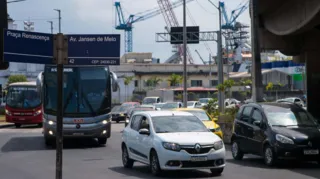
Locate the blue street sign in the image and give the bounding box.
[67,34,120,65]
[3,29,53,64]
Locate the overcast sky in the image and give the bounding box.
[8,0,250,64]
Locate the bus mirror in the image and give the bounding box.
[36,72,43,93]
[110,71,119,92]
[2,92,6,103]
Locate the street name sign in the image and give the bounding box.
[3,30,121,65]
[3,29,53,64]
[67,34,120,65]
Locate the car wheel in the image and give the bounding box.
[44,137,54,147]
[15,123,21,128]
[122,145,134,168]
[150,150,162,176]
[210,168,224,176]
[231,140,244,160]
[98,137,107,145]
[264,145,277,166]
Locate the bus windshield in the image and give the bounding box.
[6,86,41,109]
[43,66,110,117]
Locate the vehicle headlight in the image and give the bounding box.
[5,109,11,116]
[125,119,129,123]
[163,142,181,151]
[102,120,108,124]
[48,120,55,125]
[34,110,42,116]
[120,113,124,116]
[276,134,294,144]
[213,140,224,150]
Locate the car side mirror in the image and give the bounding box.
[253,121,261,127]
[139,128,150,135]
[110,71,119,92]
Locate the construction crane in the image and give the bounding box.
[157,0,194,64]
[115,0,194,53]
[219,1,249,30]
[195,50,207,65]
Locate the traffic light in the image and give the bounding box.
[0,0,10,70]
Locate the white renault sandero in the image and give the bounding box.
[121,111,226,176]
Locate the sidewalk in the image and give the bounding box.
[0,121,14,128]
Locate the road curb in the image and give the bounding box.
[0,123,14,129]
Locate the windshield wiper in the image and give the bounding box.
[272,125,288,127]
[157,131,172,133]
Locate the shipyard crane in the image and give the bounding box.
[115,0,194,53]
[195,50,207,65]
[157,0,194,64]
[220,1,249,30]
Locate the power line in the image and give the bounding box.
[13,17,58,22]
[195,0,217,15]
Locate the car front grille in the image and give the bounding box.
[181,144,214,154]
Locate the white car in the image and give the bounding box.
[187,101,201,108]
[121,111,226,176]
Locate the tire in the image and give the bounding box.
[15,123,21,128]
[122,145,134,168]
[150,150,162,176]
[98,137,107,145]
[264,145,277,166]
[44,137,54,147]
[231,140,244,160]
[210,168,224,176]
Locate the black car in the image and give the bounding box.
[110,106,132,123]
[231,102,320,166]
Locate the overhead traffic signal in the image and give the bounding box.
[0,0,10,70]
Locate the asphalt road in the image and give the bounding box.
[0,123,320,179]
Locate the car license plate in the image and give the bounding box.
[304,149,319,155]
[72,133,84,136]
[190,156,207,162]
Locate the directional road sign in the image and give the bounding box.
[3,30,121,65]
[3,29,53,64]
[67,34,121,65]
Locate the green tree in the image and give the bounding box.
[124,76,134,102]
[266,82,274,91]
[7,75,27,86]
[167,73,183,87]
[146,76,162,89]
[175,93,183,101]
[223,79,235,98]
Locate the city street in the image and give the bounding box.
[0,123,319,179]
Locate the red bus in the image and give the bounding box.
[5,81,42,128]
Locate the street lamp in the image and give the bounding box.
[47,21,53,34]
[54,9,61,33]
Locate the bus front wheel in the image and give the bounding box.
[98,137,107,145]
[15,124,21,128]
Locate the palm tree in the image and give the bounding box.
[146,76,163,90]
[167,73,183,87]
[124,76,134,101]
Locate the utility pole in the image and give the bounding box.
[250,0,264,102]
[54,8,63,179]
[208,0,224,112]
[54,9,61,33]
[47,21,53,34]
[182,0,187,107]
[209,53,212,77]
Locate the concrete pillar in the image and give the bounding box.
[305,51,320,119]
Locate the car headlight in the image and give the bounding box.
[48,120,55,125]
[125,119,129,123]
[276,134,294,144]
[163,142,181,151]
[34,110,42,116]
[213,140,224,150]
[102,120,108,124]
[5,109,11,116]
[120,113,124,116]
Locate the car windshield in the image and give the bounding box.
[265,107,318,127]
[43,66,110,117]
[122,103,135,107]
[152,116,208,133]
[142,98,156,104]
[199,99,209,103]
[162,103,179,109]
[184,110,210,121]
[6,86,41,109]
[154,103,164,108]
[111,106,121,112]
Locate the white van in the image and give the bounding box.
[142,96,162,105]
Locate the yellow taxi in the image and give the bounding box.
[174,108,223,139]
